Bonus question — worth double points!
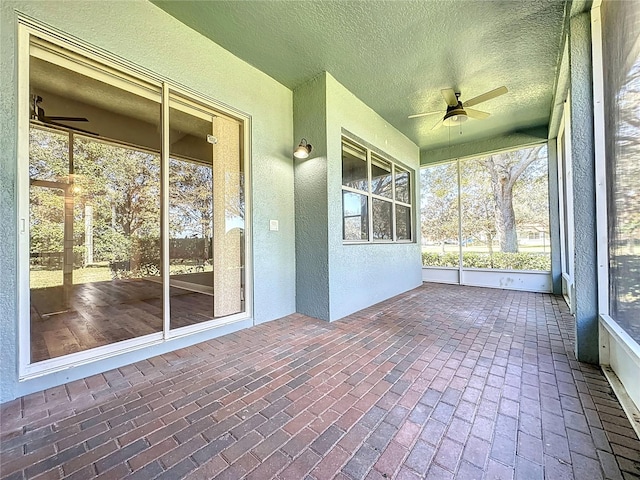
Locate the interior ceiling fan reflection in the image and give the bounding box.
[409,86,508,130]
[31,95,98,136]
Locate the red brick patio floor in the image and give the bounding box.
[1,284,639,479]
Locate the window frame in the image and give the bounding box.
[341,137,414,244]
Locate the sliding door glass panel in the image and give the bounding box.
[169,93,244,328]
[29,127,68,293]
[420,163,459,267]
[29,39,162,362]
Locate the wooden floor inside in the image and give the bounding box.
[30,278,230,363]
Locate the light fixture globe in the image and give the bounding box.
[442,108,468,127]
[294,138,313,159]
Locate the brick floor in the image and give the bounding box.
[1,284,640,479]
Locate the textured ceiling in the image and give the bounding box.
[152,0,567,153]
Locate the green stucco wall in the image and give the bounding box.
[0,0,296,402]
[568,12,599,364]
[293,74,330,320]
[293,73,422,322]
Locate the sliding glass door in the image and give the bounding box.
[22,31,249,371]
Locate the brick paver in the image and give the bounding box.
[1,284,639,479]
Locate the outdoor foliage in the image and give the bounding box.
[422,251,551,270]
[421,145,550,271]
[169,158,213,260]
[29,120,247,289]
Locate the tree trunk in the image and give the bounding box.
[485,156,524,253]
[494,188,518,252]
[486,232,495,268]
[487,232,494,255]
[201,218,210,260]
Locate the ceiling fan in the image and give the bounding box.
[31,95,98,135]
[409,86,508,130]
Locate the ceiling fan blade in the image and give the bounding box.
[47,116,89,122]
[463,86,508,107]
[465,108,490,120]
[408,110,441,119]
[441,88,458,107]
[431,118,444,130]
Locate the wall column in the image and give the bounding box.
[568,12,599,364]
[293,74,331,321]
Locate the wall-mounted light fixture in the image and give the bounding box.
[293,138,313,159]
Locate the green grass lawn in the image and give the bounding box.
[30,264,214,289]
[30,267,112,288]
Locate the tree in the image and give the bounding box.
[613,58,640,256]
[459,161,499,255]
[73,137,161,267]
[29,128,70,260]
[421,164,459,252]
[422,145,549,258]
[482,147,543,252]
[169,158,213,261]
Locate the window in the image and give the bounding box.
[601,0,640,343]
[420,162,460,267]
[341,138,413,242]
[23,32,248,368]
[421,145,550,271]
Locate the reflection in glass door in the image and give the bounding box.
[24,33,249,369]
[169,93,245,329]
[29,37,162,363]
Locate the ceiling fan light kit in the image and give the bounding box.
[410,86,508,130]
[443,108,468,127]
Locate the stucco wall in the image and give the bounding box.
[0,0,295,402]
[292,73,421,322]
[293,74,330,320]
[325,74,422,321]
[569,12,599,364]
